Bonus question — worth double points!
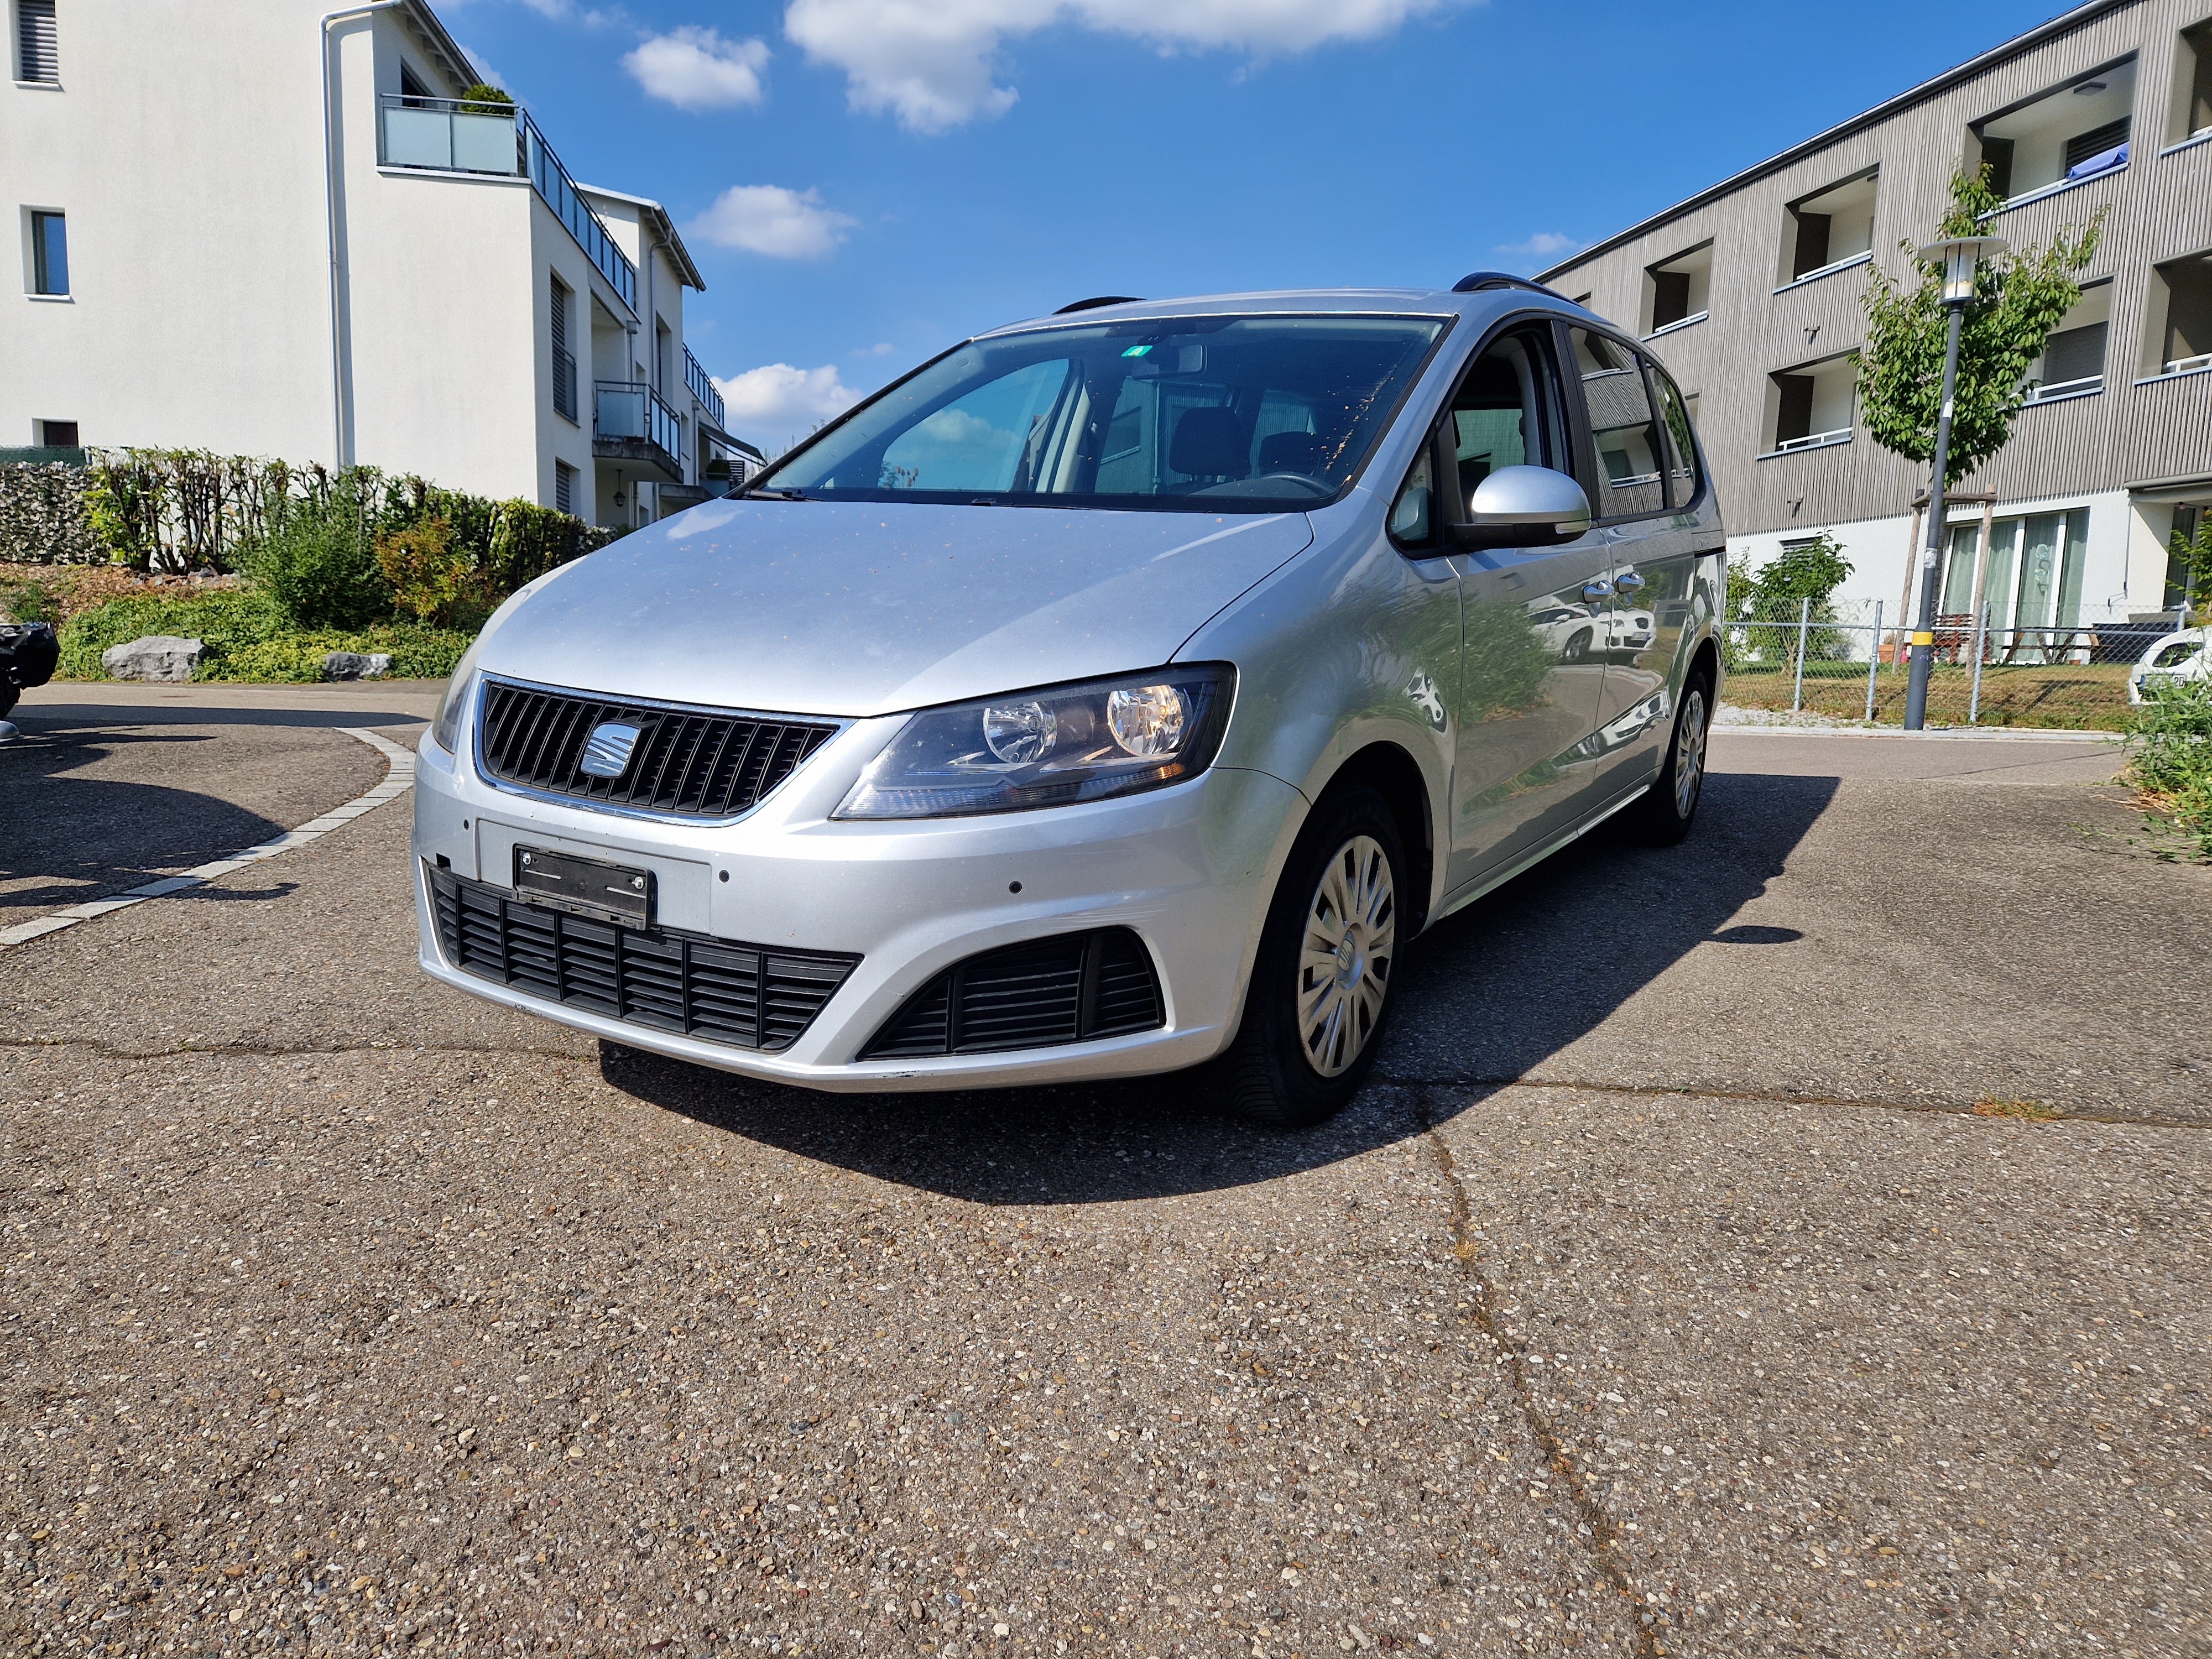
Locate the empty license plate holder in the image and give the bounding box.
[513,844,654,928]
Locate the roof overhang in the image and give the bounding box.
[1538,0,2137,281]
[577,183,707,291]
[394,0,478,93]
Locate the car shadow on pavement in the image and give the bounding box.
[605,772,1841,1204]
[12,702,427,733]
[0,731,291,915]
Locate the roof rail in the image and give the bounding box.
[1055,295,1145,314]
[1451,271,1569,299]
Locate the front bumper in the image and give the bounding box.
[410,712,1305,1092]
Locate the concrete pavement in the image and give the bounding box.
[0,709,2204,1658]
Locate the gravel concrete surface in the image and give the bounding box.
[1,684,435,926]
[1,726,2206,1659]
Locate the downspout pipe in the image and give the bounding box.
[322,1,405,470]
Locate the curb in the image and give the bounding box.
[0,727,415,950]
[1711,724,2124,744]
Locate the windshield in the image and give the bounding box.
[754,314,1448,512]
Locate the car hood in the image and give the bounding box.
[479,500,1315,717]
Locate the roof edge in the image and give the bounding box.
[1538,0,2136,281]
[398,0,478,93]
[577,184,708,291]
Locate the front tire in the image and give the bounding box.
[1629,669,1713,846]
[1209,785,1406,1129]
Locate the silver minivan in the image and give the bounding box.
[413,278,1724,1126]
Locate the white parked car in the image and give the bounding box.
[2128,628,2209,703]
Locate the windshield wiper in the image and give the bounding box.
[743,487,807,500]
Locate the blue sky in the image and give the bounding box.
[445,0,2060,448]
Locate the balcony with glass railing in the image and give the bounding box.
[594,381,684,481]
[377,95,638,315]
[684,346,725,429]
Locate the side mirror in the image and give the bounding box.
[1449,465,1593,550]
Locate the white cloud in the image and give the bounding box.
[1493,231,1582,272]
[688,185,858,259]
[785,0,1462,132]
[853,341,898,357]
[713,363,859,442]
[624,27,771,110]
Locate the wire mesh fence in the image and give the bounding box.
[1721,599,2165,731]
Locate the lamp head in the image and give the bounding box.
[1917,235,2008,304]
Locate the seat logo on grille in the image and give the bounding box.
[579,721,643,779]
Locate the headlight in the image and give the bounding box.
[430,636,486,755]
[834,665,1234,820]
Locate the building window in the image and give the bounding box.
[1934,509,2089,640]
[1644,241,1712,334]
[1974,59,2134,204]
[550,275,577,422]
[36,418,77,447]
[1778,170,1876,285]
[2169,20,2212,145]
[1763,356,1855,453]
[2023,281,2110,400]
[15,0,57,82]
[2147,251,2212,375]
[2168,504,2206,612]
[554,459,577,517]
[27,208,67,295]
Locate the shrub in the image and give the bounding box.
[242,488,392,629]
[377,514,498,630]
[0,461,105,564]
[57,587,472,681]
[2126,679,2212,858]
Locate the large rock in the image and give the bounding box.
[101,635,204,682]
[322,651,392,681]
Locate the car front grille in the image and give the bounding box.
[477,679,839,818]
[427,865,858,1052]
[859,928,1164,1060]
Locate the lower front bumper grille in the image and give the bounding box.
[860,928,1165,1060]
[427,865,858,1052]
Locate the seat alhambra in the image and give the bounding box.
[413,278,1724,1126]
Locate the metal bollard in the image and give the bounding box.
[1864,600,1882,723]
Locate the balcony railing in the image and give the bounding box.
[378,93,519,175]
[2022,373,2104,404]
[1772,427,1853,454]
[2164,351,2212,376]
[524,117,637,312]
[684,346,724,429]
[594,380,684,479]
[376,93,638,316]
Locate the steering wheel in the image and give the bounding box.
[1250,471,1333,494]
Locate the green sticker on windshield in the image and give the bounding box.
[1120,344,1153,358]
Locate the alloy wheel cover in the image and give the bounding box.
[1297,834,1396,1078]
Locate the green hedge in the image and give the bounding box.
[57,588,472,682]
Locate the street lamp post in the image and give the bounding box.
[1903,234,2007,731]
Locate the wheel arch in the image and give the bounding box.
[1313,740,1435,937]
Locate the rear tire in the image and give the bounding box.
[1208,785,1406,1129]
[1629,668,1712,846]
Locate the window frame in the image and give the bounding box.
[1558,321,1674,527]
[1389,311,1575,556]
[27,207,67,296]
[15,0,58,85]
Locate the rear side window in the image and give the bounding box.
[1651,366,1701,508]
[1568,327,1665,520]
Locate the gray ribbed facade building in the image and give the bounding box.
[1541,0,2212,632]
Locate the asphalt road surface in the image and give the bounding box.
[0,694,2204,1659]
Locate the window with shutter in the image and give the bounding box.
[550,277,578,422]
[554,460,577,517]
[17,0,58,81]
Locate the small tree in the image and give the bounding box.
[1858,169,2105,488]
[2169,516,2212,621]
[458,83,514,106]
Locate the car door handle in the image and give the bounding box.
[1614,572,1647,594]
[1583,580,1614,601]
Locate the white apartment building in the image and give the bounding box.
[5,0,757,528]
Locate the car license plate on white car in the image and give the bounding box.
[514,844,654,928]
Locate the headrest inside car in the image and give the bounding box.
[1170,407,1249,479]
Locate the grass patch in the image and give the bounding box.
[1972,1096,2063,1121]
[1725,661,2133,731]
[55,587,472,682]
